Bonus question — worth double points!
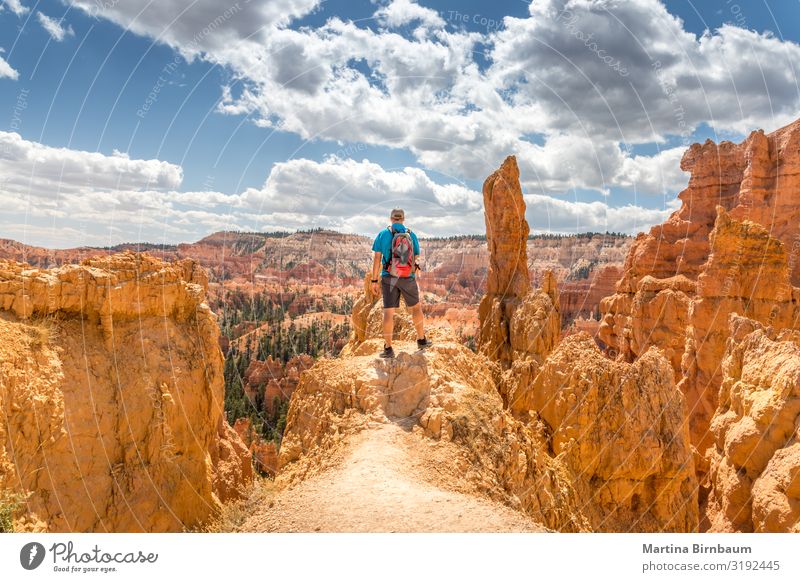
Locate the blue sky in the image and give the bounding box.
[1,0,799,247]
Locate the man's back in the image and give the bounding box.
[372,223,420,278]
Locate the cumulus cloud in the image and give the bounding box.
[525,194,674,235]
[69,0,321,55]
[0,132,183,194]
[375,0,445,29]
[29,0,797,243]
[614,147,688,196]
[0,53,18,80]
[2,0,28,17]
[242,156,481,215]
[489,0,800,140]
[81,0,791,198]
[0,131,233,246]
[36,12,75,42]
[0,133,673,245]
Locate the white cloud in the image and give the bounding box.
[69,0,321,55]
[2,0,28,17]
[0,132,232,246]
[0,53,18,80]
[489,0,800,140]
[184,0,798,197]
[375,0,445,29]
[68,0,800,195]
[22,0,796,244]
[525,194,673,235]
[0,132,183,194]
[0,134,673,246]
[240,156,481,218]
[36,12,75,42]
[614,147,688,196]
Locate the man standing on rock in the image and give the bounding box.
[370,208,433,358]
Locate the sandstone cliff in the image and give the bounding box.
[476,157,697,532]
[600,118,800,366]
[599,207,800,482]
[0,253,252,532]
[594,119,800,531]
[679,208,800,472]
[520,334,697,531]
[706,316,800,532]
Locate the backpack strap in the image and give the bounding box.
[383,226,392,270]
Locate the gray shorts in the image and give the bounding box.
[381,276,420,308]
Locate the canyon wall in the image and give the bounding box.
[595,119,800,531]
[705,316,800,532]
[2,228,631,334]
[599,120,800,482]
[0,253,252,532]
[679,209,800,472]
[600,119,800,367]
[476,157,697,531]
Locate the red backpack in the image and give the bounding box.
[386,225,414,277]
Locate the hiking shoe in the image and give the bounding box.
[380,345,395,358]
[416,336,433,350]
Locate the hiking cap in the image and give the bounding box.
[391,208,405,220]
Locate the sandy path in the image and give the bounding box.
[238,423,546,533]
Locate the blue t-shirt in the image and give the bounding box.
[372,224,420,278]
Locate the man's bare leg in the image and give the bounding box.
[411,303,425,340]
[383,307,395,347]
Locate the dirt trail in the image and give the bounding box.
[238,422,546,532]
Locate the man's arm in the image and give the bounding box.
[371,251,382,281]
[371,251,382,296]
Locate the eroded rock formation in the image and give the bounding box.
[603,120,800,321]
[233,417,279,476]
[600,119,800,366]
[471,156,698,531]
[521,334,697,531]
[600,208,800,482]
[679,209,800,470]
[592,119,800,532]
[0,253,252,532]
[477,156,562,397]
[244,354,313,414]
[600,120,800,484]
[706,316,800,532]
[478,156,539,366]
